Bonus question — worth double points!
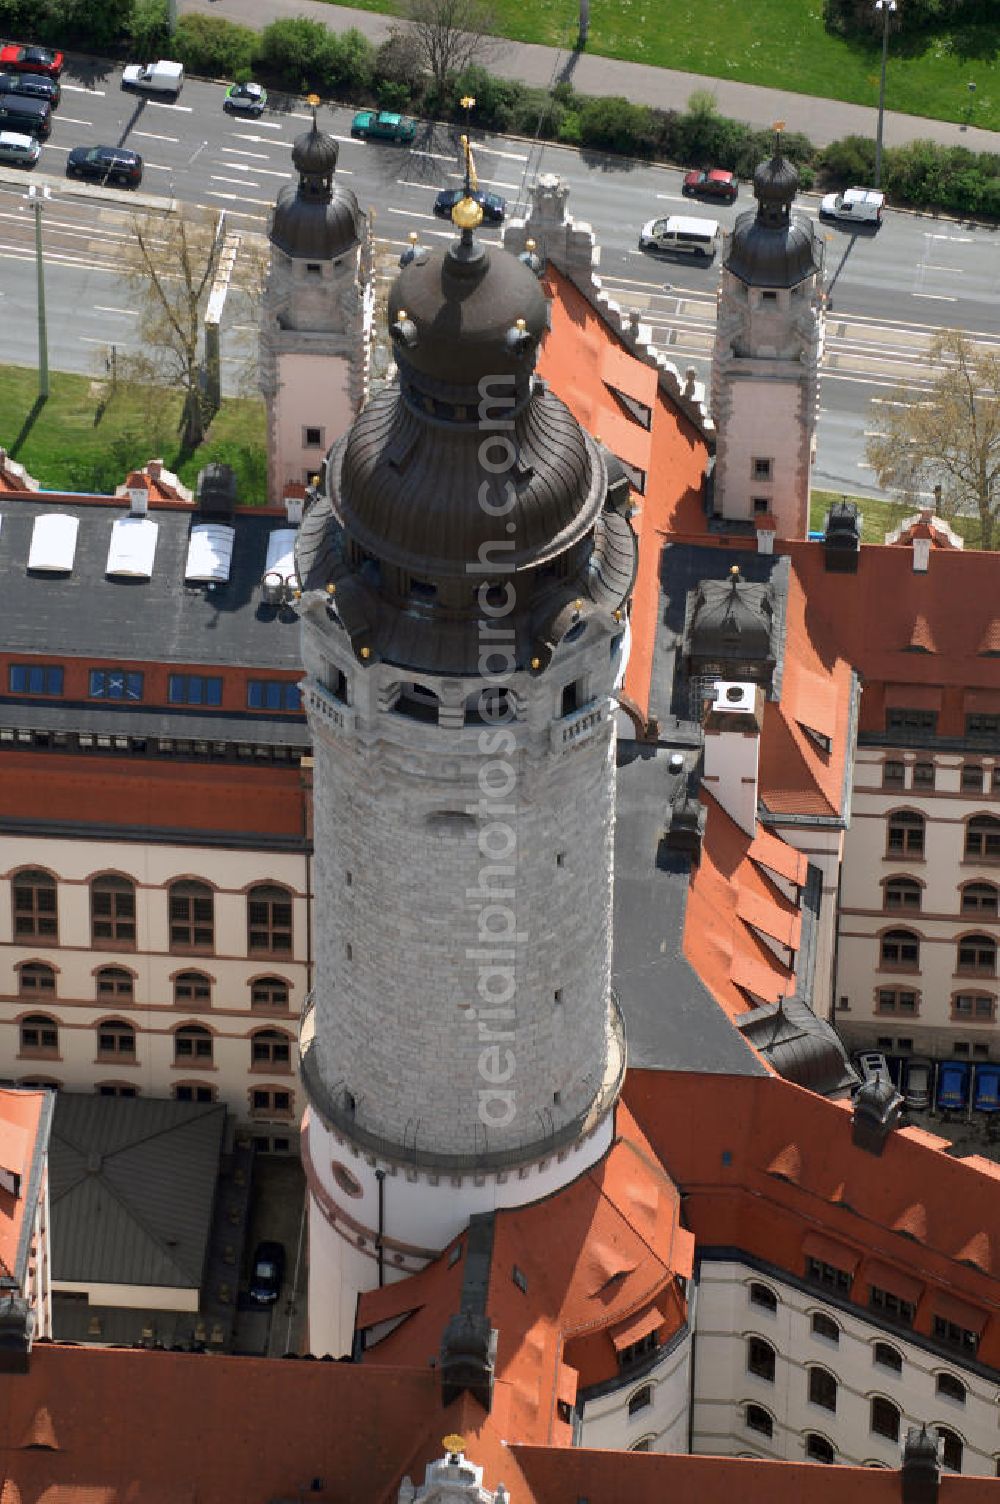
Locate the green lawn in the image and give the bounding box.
[331,0,1000,131]
[0,366,267,503]
[810,488,984,546]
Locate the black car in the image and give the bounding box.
[248,1240,285,1305]
[433,187,506,225]
[66,145,143,188]
[0,73,60,108]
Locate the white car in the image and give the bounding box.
[819,188,884,226]
[639,214,719,260]
[121,60,184,98]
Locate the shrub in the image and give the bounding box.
[817,133,876,185]
[173,15,259,79]
[374,29,425,85]
[327,29,375,96]
[129,0,170,59]
[577,96,658,157]
[259,17,340,93]
[510,85,567,140]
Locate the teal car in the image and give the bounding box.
[350,109,416,144]
[224,81,267,116]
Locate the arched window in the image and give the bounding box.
[19,1015,58,1056]
[392,682,440,724]
[873,1342,902,1374]
[90,875,136,947]
[748,1282,777,1313]
[168,880,214,952]
[250,1086,293,1117]
[96,1082,137,1098]
[173,1081,216,1104]
[250,1028,291,1070]
[880,929,920,969]
[173,971,211,1008]
[808,1366,837,1412]
[805,1434,835,1464]
[957,933,996,975]
[12,870,57,940]
[966,814,1000,861]
[174,1024,212,1064]
[250,976,290,1012]
[96,1019,136,1060]
[811,1312,839,1344]
[746,1337,776,1382]
[937,1427,963,1473]
[18,963,55,998]
[96,967,134,1002]
[744,1404,773,1438]
[628,1384,653,1417]
[247,884,293,955]
[884,877,921,912]
[887,811,924,858]
[961,881,998,915]
[936,1372,966,1404]
[870,1396,900,1442]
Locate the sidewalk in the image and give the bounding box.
[182,0,998,152]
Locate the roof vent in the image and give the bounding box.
[185,523,235,584]
[196,463,237,520]
[127,475,149,517]
[851,1075,903,1155]
[27,513,79,573]
[902,1425,940,1504]
[822,501,861,573]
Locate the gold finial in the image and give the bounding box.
[326,583,336,595]
[459,96,476,111]
[515,317,526,330]
[307,93,320,109]
[525,238,536,251]
[613,608,623,622]
[459,133,479,193]
[530,656,541,670]
[311,474,320,487]
[443,1434,466,1453]
[360,646,371,659]
[408,231,419,244]
[772,118,785,154]
[574,598,583,609]
[452,195,484,231]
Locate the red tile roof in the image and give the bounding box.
[0,1090,47,1282]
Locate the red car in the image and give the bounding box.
[683,168,737,204]
[0,44,64,79]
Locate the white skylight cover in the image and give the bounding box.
[185,523,235,583]
[107,516,159,579]
[265,528,298,584]
[28,512,80,573]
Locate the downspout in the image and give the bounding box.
[375,1169,386,1287]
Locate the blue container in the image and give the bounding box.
[937,1061,970,1111]
[973,1064,1000,1114]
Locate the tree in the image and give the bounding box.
[119,208,225,451]
[402,0,498,96]
[865,330,1000,549]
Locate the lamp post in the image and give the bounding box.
[874,0,897,190]
[967,81,977,126]
[26,184,50,401]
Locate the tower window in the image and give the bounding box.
[561,681,580,717]
[303,426,324,447]
[751,457,773,482]
[306,263,322,275]
[761,290,777,302]
[753,497,770,514]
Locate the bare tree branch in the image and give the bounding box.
[402,0,499,94]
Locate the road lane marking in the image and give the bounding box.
[62,84,106,96]
[54,115,93,126]
[132,130,179,143]
[445,172,519,191]
[143,163,172,172]
[205,191,273,206]
[94,305,138,316]
[149,100,193,112]
[474,145,527,161]
[79,335,119,344]
[221,147,272,159]
[912,292,958,302]
[210,174,261,188]
[233,120,283,131]
[382,207,439,223]
[211,161,291,179]
[410,149,454,162]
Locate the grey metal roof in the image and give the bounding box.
[0,498,302,670]
[0,699,309,746]
[49,1094,226,1290]
[739,997,857,1096]
[724,155,821,289]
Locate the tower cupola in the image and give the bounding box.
[269,115,363,262]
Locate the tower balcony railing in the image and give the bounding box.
[301,680,356,735]
[298,987,626,1175]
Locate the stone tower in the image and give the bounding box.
[710,145,825,539]
[259,116,372,505]
[294,201,637,1355]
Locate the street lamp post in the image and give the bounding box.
[27,184,50,401]
[874,0,897,191]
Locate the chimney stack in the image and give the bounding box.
[913,537,931,573]
[127,474,149,516]
[901,1425,940,1504]
[701,681,765,836]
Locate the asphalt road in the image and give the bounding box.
[1,59,998,501]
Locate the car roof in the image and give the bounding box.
[0,130,36,146]
[707,169,733,180]
[377,112,402,123]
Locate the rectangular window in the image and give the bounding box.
[883,761,905,788]
[869,1285,915,1328]
[886,708,937,734]
[967,713,1000,739]
[753,497,771,514]
[247,680,302,712]
[912,761,934,787]
[932,1315,978,1356]
[89,669,144,701]
[806,1257,852,1294]
[752,457,773,481]
[168,674,223,707]
[8,664,64,696]
[962,764,984,792]
[303,426,324,447]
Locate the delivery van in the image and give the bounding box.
[121,60,184,98]
[819,188,884,226]
[638,214,720,260]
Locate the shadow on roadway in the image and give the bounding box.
[117,96,147,148]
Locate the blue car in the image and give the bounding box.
[973,1063,1000,1114]
[936,1061,969,1112]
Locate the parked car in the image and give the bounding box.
[248,1240,286,1305]
[936,1060,970,1112]
[683,168,737,203]
[121,60,184,98]
[819,188,884,226]
[0,72,60,108]
[66,145,143,188]
[973,1063,1000,1114]
[0,129,40,167]
[854,1051,893,1091]
[902,1057,933,1111]
[350,109,416,144]
[433,187,506,224]
[0,95,51,140]
[223,80,267,116]
[639,215,719,260]
[0,44,63,79]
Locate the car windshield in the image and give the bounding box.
[652,219,669,235]
[26,49,53,63]
[255,1260,277,1278]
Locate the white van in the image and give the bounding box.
[0,129,41,167]
[819,188,884,225]
[121,60,185,98]
[639,214,719,260]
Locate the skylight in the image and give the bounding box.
[107,517,158,579]
[265,528,297,585]
[185,523,235,583]
[28,513,79,573]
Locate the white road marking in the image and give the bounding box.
[231,131,290,144]
[221,146,271,159]
[131,130,179,143]
[149,100,193,112]
[210,174,260,188]
[656,193,689,203]
[54,115,92,127]
[289,112,313,121]
[79,334,118,344]
[205,191,273,207]
[397,179,437,191]
[233,120,283,131]
[411,149,454,163]
[94,305,138,316]
[445,172,519,191]
[142,162,172,172]
[474,145,527,161]
[912,292,958,302]
[212,161,290,179]
[927,233,973,242]
[62,84,106,96]
[383,207,439,223]
[920,263,964,273]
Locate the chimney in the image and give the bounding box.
[146,459,163,482]
[755,513,777,554]
[127,474,149,516]
[852,1076,903,1155]
[901,1425,940,1504]
[822,500,861,573]
[284,485,306,526]
[913,537,931,573]
[701,681,764,836]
